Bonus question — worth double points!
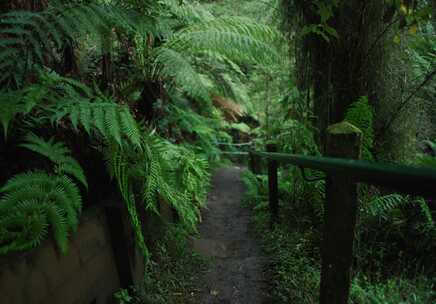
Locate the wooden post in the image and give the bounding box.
[320,122,362,304]
[267,143,279,227]
[104,205,134,289]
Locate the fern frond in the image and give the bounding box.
[104,144,150,261]
[0,89,39,139]
[0,171,83,255]
[20,133,87,188]
[45,204,69,254]
[0,3,129,82]
[345,96,374,160]
[162,0,214,25]
[0,203,48,254]
[0,91,22,139]
[153,47,211,101]
[363,194,409,218]
[167,16,280,64]
[52,99,142,148]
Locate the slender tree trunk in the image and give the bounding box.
[298,1,385,151]
[432,0,436,30]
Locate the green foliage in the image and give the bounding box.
[114,289,133,304]
[0,172,83,254]
[242,166,435,304]
[0,90,35,140]
[152,14,280,103]
[160,104,223,158]
[0,0,277,262]
[351,275,435,304]
[113,224,209,304]
[269,118,319,155]
[20,133,88,188]
[0,70,142,148]
[344,96,374,160]
[105,132,210,261]
[361,193,432,225]
[51,97,142,147]
[0,2,131,86]
[0,135,85,255]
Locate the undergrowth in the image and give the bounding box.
[114,225,210,304]
[242,170,435,304]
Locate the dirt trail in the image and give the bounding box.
[193,166,268,304]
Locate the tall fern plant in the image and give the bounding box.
[104,132,211,261]
[151,14,280,104]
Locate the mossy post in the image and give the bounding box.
[267,142,279,227]
[320,121,362,304]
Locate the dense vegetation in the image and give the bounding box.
[1,0,435,303]
[237,0,436,303]
[0,0,278,257]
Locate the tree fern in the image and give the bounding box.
[167,16,280,64]
[151,15,280,102]
[153,47,211,101]
[0,2,131,84]
[163,0,214,26]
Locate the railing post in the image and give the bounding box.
[320,122,362,304]
[267,143,279,227]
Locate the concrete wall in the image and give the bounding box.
[0,207,145,304]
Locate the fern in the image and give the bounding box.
[167,17,279,64]
[153,47,211,101]
[1,70,142,148]
[163,0,214,26]
[0,172,82,254]
[362,194,410,218]
[173,148,210,207]
[151,15,280,102]
[0,202,48,254]
[0,90,37,139]
[362,193,434,228]
[104,130,212,261]
[20,133,87,188]
[344,96,374,160]
[0,135,85,255]
[49,98,142,148]
[106,145,150,262]
[0,3,131,84]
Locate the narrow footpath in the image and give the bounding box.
[193,167,268,304]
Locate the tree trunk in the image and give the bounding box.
[298,1,385,151]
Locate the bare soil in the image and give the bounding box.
[193,166,269,304]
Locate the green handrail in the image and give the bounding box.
[219,147,436,197]
[251,151,436,197]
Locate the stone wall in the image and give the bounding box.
[0,207,149,304]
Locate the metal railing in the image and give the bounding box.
[220,127,436,304]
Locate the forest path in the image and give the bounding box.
[193,166,269,304]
